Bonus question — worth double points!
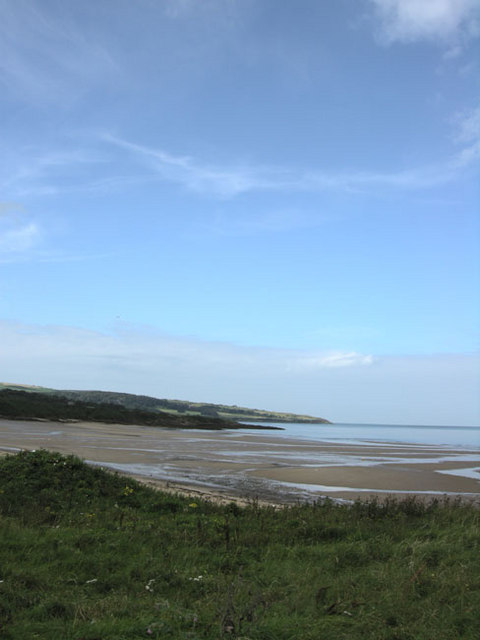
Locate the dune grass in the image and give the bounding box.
[0,450,479,639]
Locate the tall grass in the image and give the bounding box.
[0,450,478,639]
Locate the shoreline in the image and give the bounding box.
[1,418,479,505]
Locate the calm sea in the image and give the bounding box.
[240,422,480,449]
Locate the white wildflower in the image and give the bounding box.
[145,579,155,592]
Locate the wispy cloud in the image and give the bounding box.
[0,201,24,217]
[163,0,228,20]
[1,320,478,425]
[2,122,478,203]
[452,103,480,167]
[0,221,40,254]
[0,204,42,260]
[210,208,327,237]
[368,0,480,45]
[287,352,374,372]
[0,320,374,376]
[0,200,115,264]
[0,147,109,199]
[103,133,477,199]
[0,0,116,104]
[102,134,280,198]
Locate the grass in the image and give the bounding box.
[0,450,479,639]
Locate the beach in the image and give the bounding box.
[0,418,479,504]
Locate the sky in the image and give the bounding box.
[1,0,479,426]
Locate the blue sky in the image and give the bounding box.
[1,0,479,426]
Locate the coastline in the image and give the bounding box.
[0,418,479,505]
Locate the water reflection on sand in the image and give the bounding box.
[0,419,479,503]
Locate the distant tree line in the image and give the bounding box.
[0,385,329,424]
[0,390,236,430]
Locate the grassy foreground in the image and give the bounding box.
[0,451,479,639]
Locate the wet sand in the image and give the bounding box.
[0,418,479,504]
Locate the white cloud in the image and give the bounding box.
[1,320,478,426]
[0,319,371,404]
[0,320,373,376]
[288,352,374,372]
[368,0,480,44]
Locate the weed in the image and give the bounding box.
[0,450,479,639]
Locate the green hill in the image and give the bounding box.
[0,382,331,424]
[0,389,262,430]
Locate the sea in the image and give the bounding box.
[239,422,480,449]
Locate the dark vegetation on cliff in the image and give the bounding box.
[0,383,330,424]
[0,389,249,430]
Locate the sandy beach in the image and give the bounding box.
[0,418,479,504]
